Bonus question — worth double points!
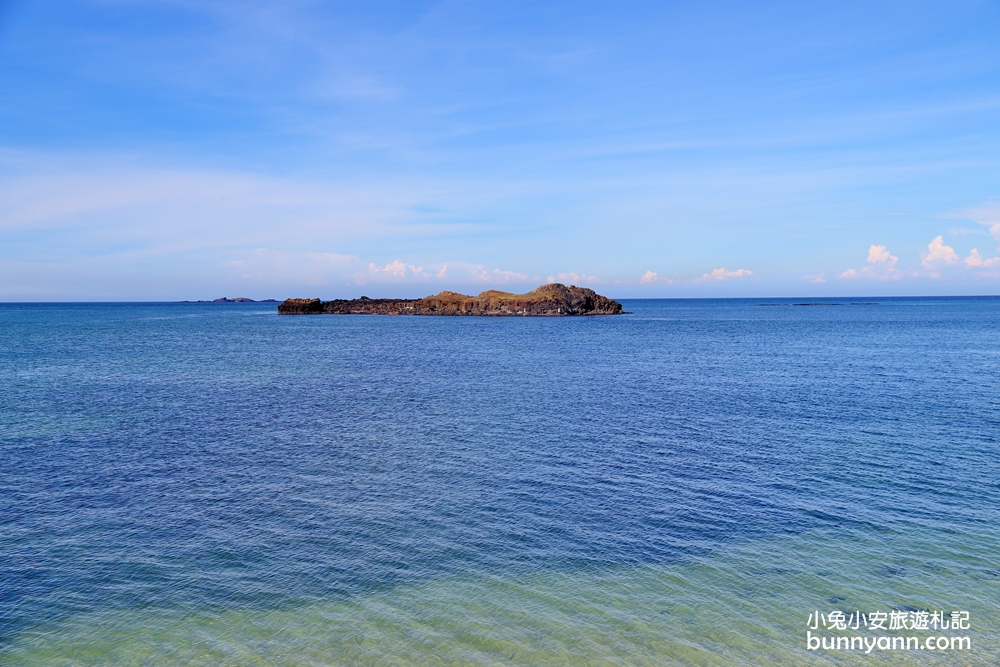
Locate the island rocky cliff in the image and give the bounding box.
[278,283,623,316]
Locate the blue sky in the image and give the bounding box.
[1,0,999,300]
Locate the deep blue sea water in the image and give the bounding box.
[1,298,998,665]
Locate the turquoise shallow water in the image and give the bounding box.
[1,298,998,664]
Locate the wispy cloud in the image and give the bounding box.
[802,273,827,283]
[358,259,531,287]
[949,226,989,236]
[0,155,418,247]
[694,268,753,282]
[223,248,531,291]
[545,272,602,285]
[946,203,1000,248]
[469,268,528,284]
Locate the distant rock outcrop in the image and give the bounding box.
[278,284,623,316]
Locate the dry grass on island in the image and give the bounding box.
[278,283,623,316]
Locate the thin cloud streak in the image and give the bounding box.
[694,268,753,282]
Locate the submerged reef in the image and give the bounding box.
[180,297,278,303]
[278,283,623,316]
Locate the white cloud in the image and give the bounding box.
[840,234,1000,282]
[695,268,753,282]
[839,243,902,280]
[639,270,675,285]
[545,272,602,285]
[921,236,959,268]
[867,244,898,266]
[362,260,531,286]
[367,260,427,280]
[222,249,532,290]
[470,267,529,284]
[802,273,826,283]
[965,248,1000,268]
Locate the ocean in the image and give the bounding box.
[1,297,998,665]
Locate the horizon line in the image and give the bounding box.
[2,294,998,305]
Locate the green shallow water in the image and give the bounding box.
[7,525,997,666]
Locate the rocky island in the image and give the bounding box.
[278,283,623,316]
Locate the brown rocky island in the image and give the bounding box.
[278,283,623,316]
